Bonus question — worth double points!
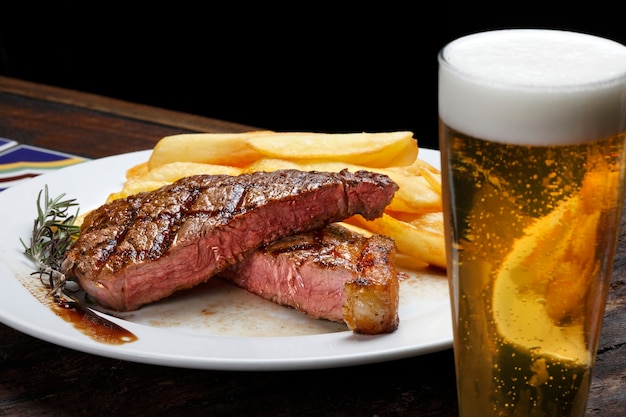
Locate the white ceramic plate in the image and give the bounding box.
[0,148,451,370]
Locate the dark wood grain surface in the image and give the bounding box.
[0,76,624,417]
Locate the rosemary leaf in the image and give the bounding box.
[20,185,81,296]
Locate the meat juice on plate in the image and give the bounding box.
[438,29,626,416]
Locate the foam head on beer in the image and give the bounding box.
[438,29,626,145]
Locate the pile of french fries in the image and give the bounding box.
[107,131,446,269]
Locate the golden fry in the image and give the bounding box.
[346,212,446,269]
[246,131,418,167]
[148,131,272,170]
[387,158,442,196]
[108,162,242,202]
[126,161,149,179]
[243,158,302,173]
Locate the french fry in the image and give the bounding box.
[346,212,447,269]
[126,161,149,179]
[107,180,167,202]
[394,253,430,271]
[138,161,241,181]
[243,158,302,173]
[246,131,418,167]
[387,158,442,196]
[336,221,374,237]
[147,131,273,170]
[336,221,430,270]
[108,161,242,202]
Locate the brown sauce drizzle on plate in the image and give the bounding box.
[52,297,137,345]
[17,271,138,345]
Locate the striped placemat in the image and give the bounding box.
[0,138,87,191]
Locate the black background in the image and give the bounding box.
[1,4,624,150]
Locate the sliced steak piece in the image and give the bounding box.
[62,169,398,311]
[219,223,400,334]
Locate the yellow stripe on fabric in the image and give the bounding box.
[0,158,85,172]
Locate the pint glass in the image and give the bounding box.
[438,29,626,417]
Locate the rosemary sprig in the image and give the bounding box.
[20,185,81,297]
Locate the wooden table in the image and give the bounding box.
[0,75,624,416]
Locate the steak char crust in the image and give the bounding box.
[61,169,398,311]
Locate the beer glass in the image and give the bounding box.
[438,29,626,417]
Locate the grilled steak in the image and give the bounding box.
[219,223,400,334]
[62,169,398,311]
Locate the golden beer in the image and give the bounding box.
[439,29,626,417]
